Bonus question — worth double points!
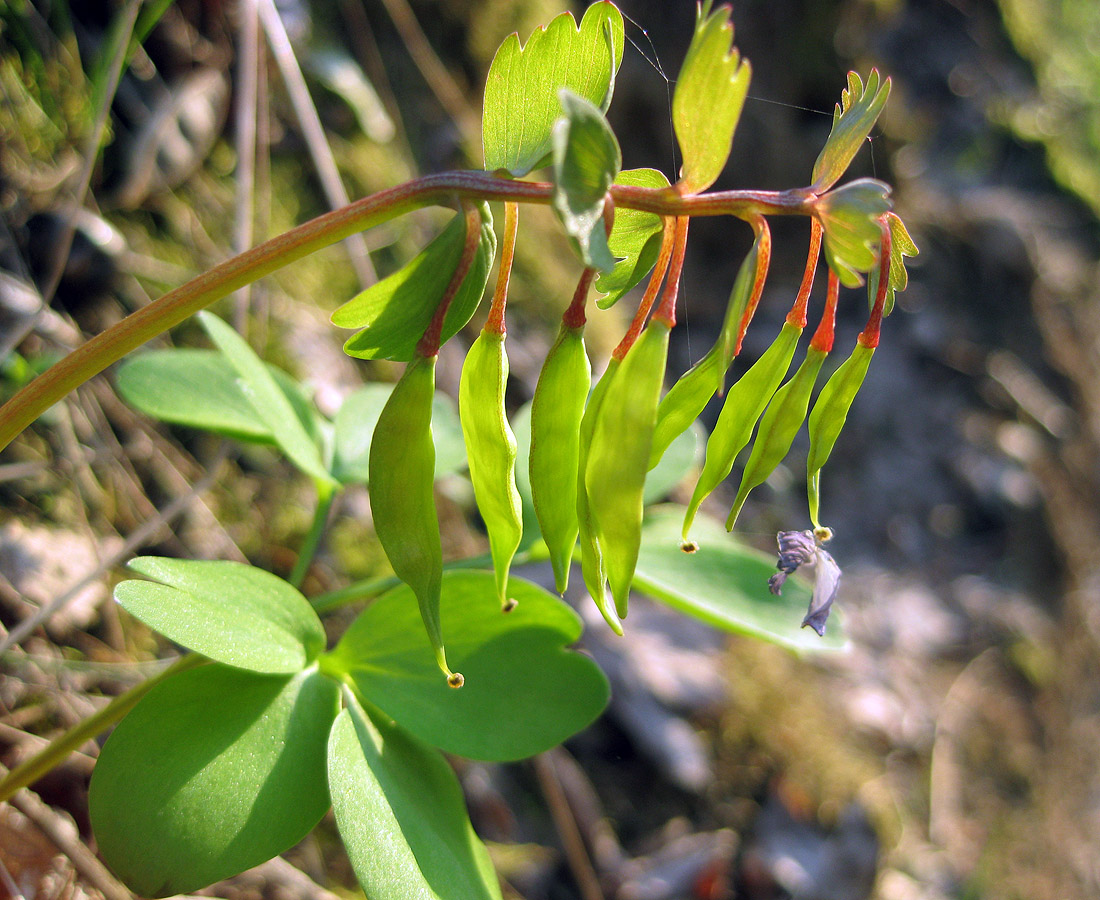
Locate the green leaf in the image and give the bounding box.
[633,508,847,651]
[331,384,466,484]
[198,312,332,485]
[332,204,496,361]
[811,70,891,191]
[595,168,671,308]
[482,2,624,176]
[816,178,892,288]
[116,349,317,445]
[115,557,326,673]
[672,2,751,193]
[327,570,609,760]
[551,89,622,272]
[866,211,918,315]
[89,664,338,898]
[329,697,502,900]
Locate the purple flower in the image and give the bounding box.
[768,529,842,636]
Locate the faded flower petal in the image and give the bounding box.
[802,545,841,636]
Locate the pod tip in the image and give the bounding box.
[680,540,699,554]
[447,672,465,689]
[501,597,518,613]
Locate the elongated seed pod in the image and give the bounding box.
[647,344,723,470]
[459,329,523,610]
[682,321,802,540]
[577,358,622,633]
[368,354,457,681]
[726,346,828,530]
[530,321,591,593]
[806,340,874,529]
[586,321,671,618]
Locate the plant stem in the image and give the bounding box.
[0,653,206,804]
[0,171,821,453]
[288,480,337,589]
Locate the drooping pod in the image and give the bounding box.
[681,321,802,540]
[726,269,840,531]
[368,354,457,682]
[576,358,622,633]
[585,320,671,618]
[529,319,591,593]
[459,328,523,610]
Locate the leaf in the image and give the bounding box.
[332,204,496,361]
[331,384,467,484]
[115,557,326,674]
[866,211,918,315]
[595,168,671,308]
[811,69,891,191]
[672,2,752,193]
[329,697,502,900]
[199,312,332,485]
[482,2,624,176]
[327,570,609,761]
[116,349,317,445]
[89,664,338,898]
[816,178,892,288]
[551,89,622,272]
[633,508,847,651]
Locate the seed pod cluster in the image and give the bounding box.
[459,328,523,610]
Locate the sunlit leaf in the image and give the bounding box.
[595,167,670,308]
[327,570,609,761]
[633,508,847,651]
[332,204,495,361]
[816,178,892,287]
[89,665,338,897]
[483,2,624,176]
[551,89,621,271]
[866,211,918,315]
[811,69,891,191]
[329,697,502,900]
[672,1,751,193]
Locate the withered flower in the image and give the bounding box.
[768,529,841,636]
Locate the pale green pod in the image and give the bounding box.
[806,341,875,528]
[727,345,828,531]
[459,329,523,610]
[682,321,802,540]
[529,322,591,593]
[586,321,671,618]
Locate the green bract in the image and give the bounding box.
[811,69,891,192]
[333,204,496,361]
[551,89,622,271]
[596,168,671,308]
[816,179,892,288]
[482,2,624,176]
[672,0,751,193]
[867,210,919,315]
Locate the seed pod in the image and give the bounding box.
[576,358,621,633]
[530,321,591,593]
[459,329,523,610]
[368,354,456,681]
[806,337,875,530]
[682,321,802,540]
[726,345,829,531]
[586,321,671,618]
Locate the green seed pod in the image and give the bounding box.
[459,329,523,610]
[806,340,875,529]
[682,321,802,540]
[648,344,723,471]
[529,321,591,593]
[576,358,621,633]
[726,345,829,531]
[368,354,456,681]
[586,321,671,618]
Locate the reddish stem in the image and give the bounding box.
[809,268,840,353]
[786,218,823,329]
[651,216,691,329]
[609,218,676,359]
[562,268,597,329]
[485,201,519,335]
[732,216,773,354]
[859,217,893,349]
[416,202,483,357]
